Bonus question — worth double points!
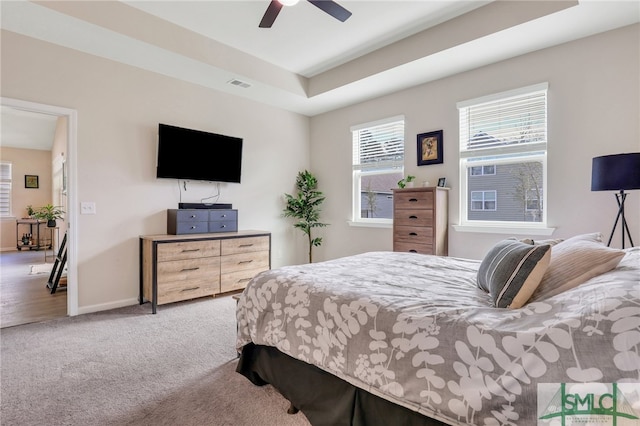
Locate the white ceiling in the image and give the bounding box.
[1,1,639,150]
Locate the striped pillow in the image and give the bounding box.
[528,239,625,302]
[478,239,551,309]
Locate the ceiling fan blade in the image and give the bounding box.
[259,1,283,28]
[307,0,352,22]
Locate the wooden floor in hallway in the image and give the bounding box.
[0,249,66,328]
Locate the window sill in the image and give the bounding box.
[348,220,392,229]
[452,224,556,236]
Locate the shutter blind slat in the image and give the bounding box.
[0,163,12,216]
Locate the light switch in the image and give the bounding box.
[80,202,96,215]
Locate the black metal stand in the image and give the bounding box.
[47,231,67,294]
[606,190,635,248]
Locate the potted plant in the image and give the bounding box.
[34,204,65,227]
[26,205,35,218]
[283,170,328,263]
[397,175,416,189]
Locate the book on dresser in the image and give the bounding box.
[392,187,448,256]
[139,230,270,313]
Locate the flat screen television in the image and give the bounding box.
[156,123,243,183]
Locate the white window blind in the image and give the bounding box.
[0,162,12,217]
[459,83,548,158]
[352,116,405,171]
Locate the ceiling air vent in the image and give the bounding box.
[227,79,251,89]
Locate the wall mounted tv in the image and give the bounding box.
[156,123,243,183]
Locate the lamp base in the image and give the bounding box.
[606,190,635,249]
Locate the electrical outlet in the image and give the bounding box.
[80,202,96,215]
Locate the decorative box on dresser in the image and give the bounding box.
[392,187,448,255]
[139,230,270,313]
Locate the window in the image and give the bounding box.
[471,190,497,211]
[0,162,12,217]
[470,165,495,176]
[458,83,548,227]
[351,116,404,224]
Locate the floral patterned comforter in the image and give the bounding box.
[236,250,640,425]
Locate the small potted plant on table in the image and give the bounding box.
[34,204,65,227]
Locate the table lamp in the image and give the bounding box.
[591,152,640,248]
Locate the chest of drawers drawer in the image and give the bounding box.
[156,257,221,304]
[157,240,220,261]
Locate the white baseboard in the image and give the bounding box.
[1,247,19,252]
[77,297,139,315]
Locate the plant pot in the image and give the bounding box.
[405,182,414,188]
[47,219,57,228]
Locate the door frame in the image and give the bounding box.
[1,97,78,316]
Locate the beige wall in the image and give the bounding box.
[0,147,53,250]
[310,24,640,261]
[1,30,310,311]
[2,23,638,313]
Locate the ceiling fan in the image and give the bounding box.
[259,0,352,28]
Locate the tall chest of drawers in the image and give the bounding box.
[392,187,448,255]
[140,230,270,313]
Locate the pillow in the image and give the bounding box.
[477,239,552,309]
[529,238,625,301]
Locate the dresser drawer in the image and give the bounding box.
[394,191,434,209]
[394,226,434,244]
[157,257,221,284]
[209,220,238,233]
[157,278,218,305]
[221,251,270,273]
[174,221,209,234]
[209,210,237,222]
[393,241,434,255]
[157,240,221,262]
[221,236,270,255]
[394,209,433,227]
[220,266,269,293]
[172,209,209,222]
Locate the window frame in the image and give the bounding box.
[470,190,497,211]
[350,115,405,227]
[456,83,553,234]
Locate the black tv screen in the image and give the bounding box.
[156,123,243,183]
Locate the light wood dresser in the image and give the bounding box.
[139,230,270,313]
[392,187,448,256]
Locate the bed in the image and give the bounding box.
[235,235,640,425]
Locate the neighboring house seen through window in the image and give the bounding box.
[0,162,12,217]
[458,83,548,226]
[351,116,404,224]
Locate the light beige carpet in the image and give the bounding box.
[0,295,311,426]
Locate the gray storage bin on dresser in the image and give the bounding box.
[167,209,238,235]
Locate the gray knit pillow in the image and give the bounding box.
[478,239,551,309]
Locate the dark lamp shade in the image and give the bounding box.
[591,153,640,191]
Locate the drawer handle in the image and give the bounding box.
[221,214,227,218]
[409,198,418,202]
[190,214,197,218]
[181,286,200,292]
[221,224,226,228]
[409,232,418,236]
[239,244,253,248]
[409,250,417,253]
[190,226,197,229]
[409,215,418,219]
[181,248,200,253]
[239,260,253,264]
[181,267,200,272]
[238,278,252,283]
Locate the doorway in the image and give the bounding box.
[0,97,77,327]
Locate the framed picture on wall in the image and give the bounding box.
[417,130,443,166]
[25,175,39,189]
